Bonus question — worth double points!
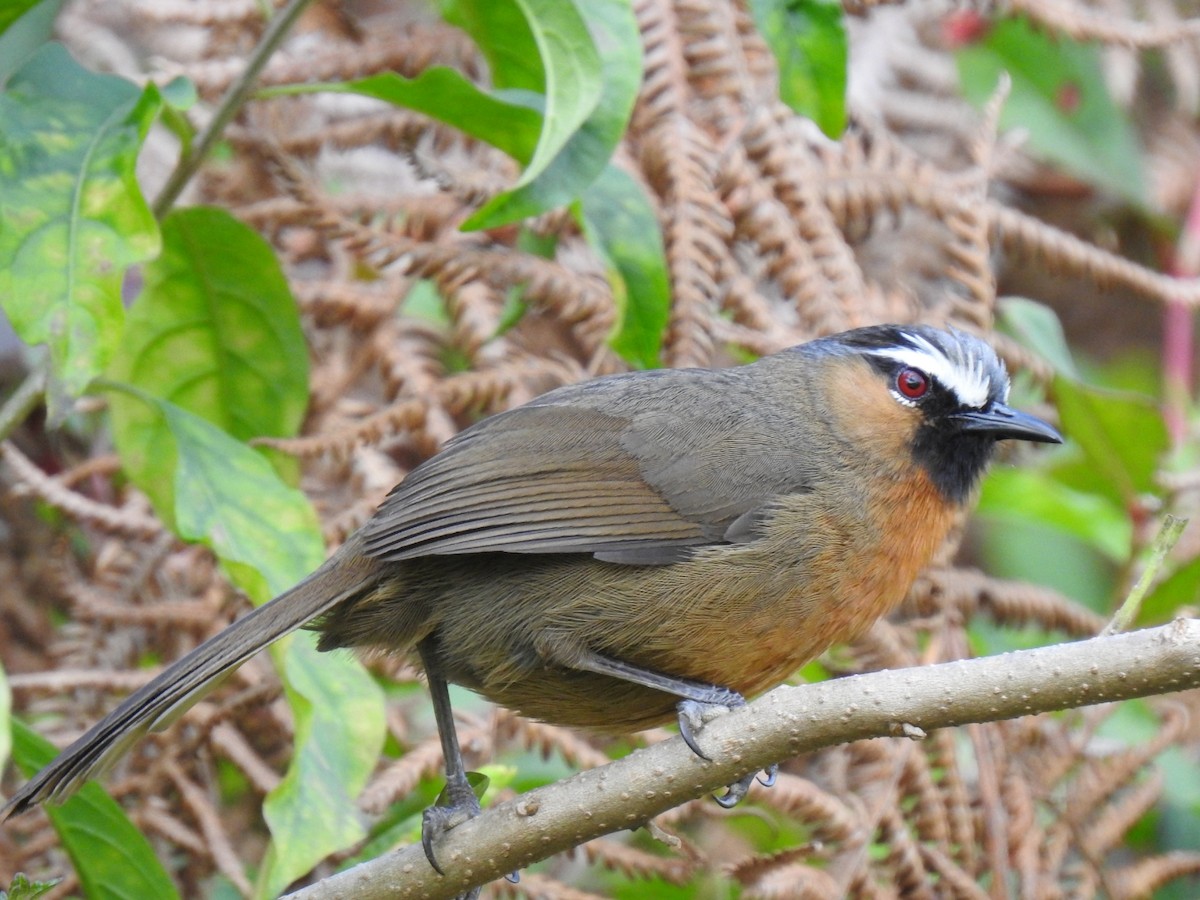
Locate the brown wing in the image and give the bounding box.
[360,365,820,564]
[360,403,726,563]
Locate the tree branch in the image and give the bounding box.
[288,620,1200,900]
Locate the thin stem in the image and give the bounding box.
[152,0,320,218]
[1104,514,1188,635]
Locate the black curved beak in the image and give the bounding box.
[952,403,1063,444]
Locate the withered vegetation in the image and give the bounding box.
[3,0,1200,897]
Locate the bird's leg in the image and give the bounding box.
[539,638,776,807]
[418,639,482,894]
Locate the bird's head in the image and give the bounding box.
[804,324,1062,504]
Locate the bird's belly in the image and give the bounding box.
[420,474,958,732]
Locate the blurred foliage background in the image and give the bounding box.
[1,0,1200,897]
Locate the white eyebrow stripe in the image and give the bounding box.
[870,343,993,409]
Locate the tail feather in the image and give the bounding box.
[3,536,379,817]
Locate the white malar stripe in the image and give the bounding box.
[870,335,994,409]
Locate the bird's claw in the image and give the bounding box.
[676,699,713,760]
[715,770,756,808]
[675,696,777,807]
[675,695,744,761]
[714,764,776,807]
[421,777,483,877]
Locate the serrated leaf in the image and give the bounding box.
[749,0,847,137]
[263,70,544,164]
[0,43,161,405]
[257,635,384,899]
[581,165,669,367]
[108,206,308,448]
[10,720,181,900]
[955,15,1144,205]
[464,0,638,229]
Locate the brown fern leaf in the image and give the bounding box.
[727,846,840,900]
[641,116,731,366]
[493,710,612,771]
[490,870,611,900]
[743,109,866,323]
[631,0,693,133]
[254,398,428,461]
[1109,851,1200,899]
[2,443,163,540]
[757,772,860,842]
[717,143,836,325]
[991,204,1200,306]
[911,568,1104,637]
[1009,0,1200,49]
[674,0,763,131]
[1080,768,1164,859]
[577,836,694,884]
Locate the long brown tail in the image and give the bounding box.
[3,533,380,817]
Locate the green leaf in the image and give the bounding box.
[0,43,161,406]
[1136,553,1200,626]
[108,388,322,590]
[955,16,1145,205]
[1053,377,1167,508]
[0,0,43,37]
[998,297,1080,378]
[257,634,385,900]
[10,720,181,900]
[109,206,309,445]
[160,76,196,111]
[440,0,544,92]
[580,165,670,367]
[464,0,638,230]
[262,70,544,165]
[401,279,451,327]
[158,77,198,161]
[749,0,847,137]
[978,466,1131,561]
[162,400,324,595]
[999,298,1168,509]
[0,0,67,82]
[105,393,386,895]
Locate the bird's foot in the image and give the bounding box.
[676,694,744,761]
[421,773,483,886]
[714,763,779,808]
[676,697,777,808]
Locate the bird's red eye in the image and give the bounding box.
[896,367,929,399]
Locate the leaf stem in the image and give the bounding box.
[152,0,319,217]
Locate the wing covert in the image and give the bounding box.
[359,365,819,563]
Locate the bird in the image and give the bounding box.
[2,323,1061,879]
